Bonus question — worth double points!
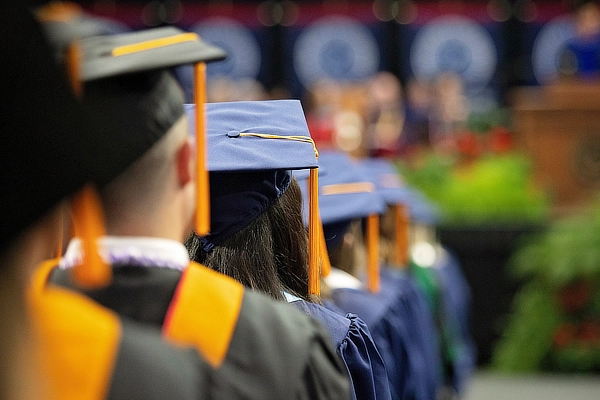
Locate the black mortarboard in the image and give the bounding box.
[45,25,226,287]
[36,1,129,62]
[0,4,102,252]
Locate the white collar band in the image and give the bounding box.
[59,236,190,272]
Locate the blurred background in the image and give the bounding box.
[56,0,600,396]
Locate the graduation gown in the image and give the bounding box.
[325,269,441,400]
[288,296,392,400]
[380,266,444,400]
[432,249,476,395]
[29,276,212,400]
[49,262,350,400]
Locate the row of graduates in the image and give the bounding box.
[1,3,474,399]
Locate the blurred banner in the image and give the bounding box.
[520,2,572,85]
[84,2,270,101]
[283,2,387,98]
[177,3,270,101]
[181,4,267,82]
[399,2,504,110]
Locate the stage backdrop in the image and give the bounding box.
[283,2,388,99]
[399,2,504,111]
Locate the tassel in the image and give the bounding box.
[308,169,320,296]
[319,216,332,277]
[194,63,210,236]
[70,185,111,288]
[65,42,82,98]
[366,214,380,293]
[394,204,410,268]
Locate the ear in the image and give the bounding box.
[176,138,194,187]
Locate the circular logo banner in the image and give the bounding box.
[410,15,497,89]
[531,16,576,84]
[191,17,261,79]
[293,16,380,88]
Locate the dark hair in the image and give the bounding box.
[327,219,366,278]
[186,176,309,302]
[267,177,309,299]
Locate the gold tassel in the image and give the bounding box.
[366,214,380,293]
[194,62,210,236]
[394,204,410,268]
[70,185,111,288]
[308,169,320,296]
[319,216,332,277]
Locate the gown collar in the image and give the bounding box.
[59,236,190,272]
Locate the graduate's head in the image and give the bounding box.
[0,4,103,261]
[97,108,195,242]
[39,25,226,245]
[80,63,194,242]
[309,151,386,290]
[186,175,304,301]
[184,100,318,301]
[0,4,117,398]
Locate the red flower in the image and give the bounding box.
[577,320,600,344]
[456,131,481,158]
[557,281,592,314]
[488,127,513,154]
[554,323,578,348]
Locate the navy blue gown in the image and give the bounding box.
[288,295,392,400]
[325,286,412,400]
[433,248,476,395]
[324,269,444,400]
[380,266,444,399]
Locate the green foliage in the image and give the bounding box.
[467,108,511,134]
[398,153,550,226]
[492,196,600,373]
[510,199,600,285]
[492,282,561,372]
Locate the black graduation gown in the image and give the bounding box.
[30,281,211,400]
[50,263,351,400]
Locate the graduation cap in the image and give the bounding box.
[357,158,412,267]
[36,1,130,62]
[299,151,387,293]
[184,100,322,295]
[53,26,226,288]
[0,3,105,254]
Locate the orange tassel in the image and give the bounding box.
[55,208,64,259]
[308,169,320,296]
[194,63,210,236]
[366,214,380,293]
[319,216,332,277]
[65,42,82,98]
[70,185,111,288]
[394,204,410,268]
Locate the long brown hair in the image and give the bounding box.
[187,177,310,301]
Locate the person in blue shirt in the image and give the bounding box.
[560,0,600,77]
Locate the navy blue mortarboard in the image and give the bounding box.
[358,157,440,266]
[45,25,226,287]
[185,100,323,294]
[357,158,413,267]
[299,151,386,293]
[358,157,440,223]
[315,151,386,226]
